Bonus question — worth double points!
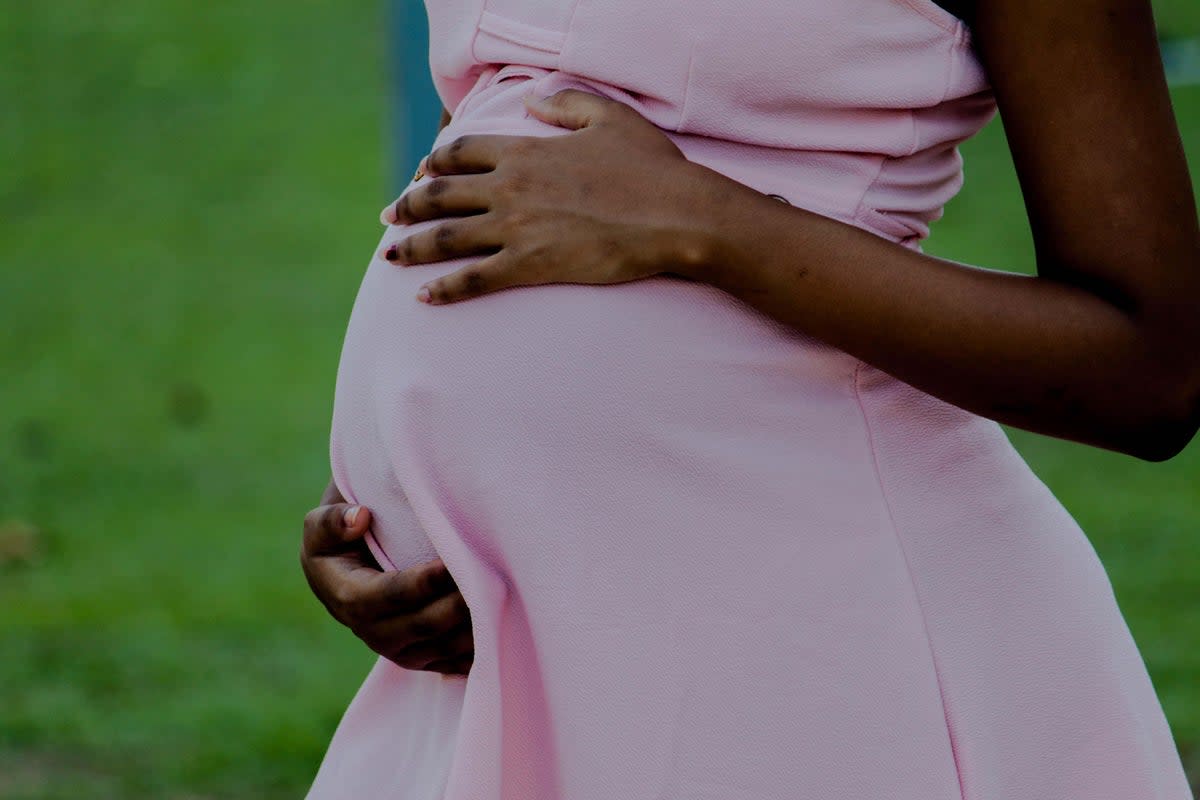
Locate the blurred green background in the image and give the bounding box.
[1,2,1197,797]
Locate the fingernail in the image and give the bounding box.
[384,243,399,262]
[416,286,432,303]
[343,506,361,527]
[380,205,396,225]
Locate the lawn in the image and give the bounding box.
[1,2,1197,797]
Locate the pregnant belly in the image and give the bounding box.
[328,207,872,580]
[329,72,881,583]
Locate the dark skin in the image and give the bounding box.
[301,479,475,676]
[302,0,1200,675]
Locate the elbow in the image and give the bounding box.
[1125,416,1198,463]
[1118,369,1200,463]
[1105,304,1200,462]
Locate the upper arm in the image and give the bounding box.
[972,0,1199,321]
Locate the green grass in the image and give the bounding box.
[0,3,388,797]
[1,3,1198,797]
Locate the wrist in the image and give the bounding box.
[653,222,721,283]
[653,165,744,284]
[666,171,786,292]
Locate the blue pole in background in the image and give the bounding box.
[1162,36,1200,87]
[388,0,443,194]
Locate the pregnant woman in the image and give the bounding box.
[303,0,1199,797]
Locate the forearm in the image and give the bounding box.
[676,172,1200,461]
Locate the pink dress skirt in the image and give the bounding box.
[309,2,1194,796]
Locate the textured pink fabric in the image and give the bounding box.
[307,2,1194,798]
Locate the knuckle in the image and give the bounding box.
[504,206,545,237]
[389,653,420,670]
[424,184,446,216]
[407,616,435,640]
[425,147,443,173]
[303,505,340,551]
[386,569,421,601]
[452,594,471,624]
[302,507,323,536]
[380,641,414,667]
[320,504,343,532]
[426,662,454,676]
[332,586,362,616]
[333,596,358,624]
[416,568,442,598]
[501,207,530,231]
[460,268,487,297]
[426,607,457,637]
[495,170,533,200]
[505,137,538,160]
[451,631,475,656]
[433,223,457,254]
[448,135,471,160]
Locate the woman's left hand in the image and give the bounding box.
[379,89,724,305]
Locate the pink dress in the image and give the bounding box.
[310,1,1194,798]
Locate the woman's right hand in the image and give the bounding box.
[300,481,474,676]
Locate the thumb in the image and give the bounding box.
[523,88,624,130]
[302,502,373,556]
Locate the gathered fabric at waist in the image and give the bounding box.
[435,64,950,247]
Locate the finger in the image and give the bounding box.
[416,253,520,306]
[350,559,460,621]
[373,585,470,643]
[359,590,470,658]
[427,653,474,677]
[382,174,494,226]
[424,134,527,177]
[310,556,451,630]
[523,88,628,130]
[302,503,372,556]
[386,625,474,671]
[302,550,383,617]
[383,216,503,267]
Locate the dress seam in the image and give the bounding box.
[852,361,968,800]
[559,0,587,69]
[678,40,698,131]
[939,21,964,106]
[849,153,890,233]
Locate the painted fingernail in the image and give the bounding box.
[343,506,361,527]
[416,286,432,304]
[384,243,400,262]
